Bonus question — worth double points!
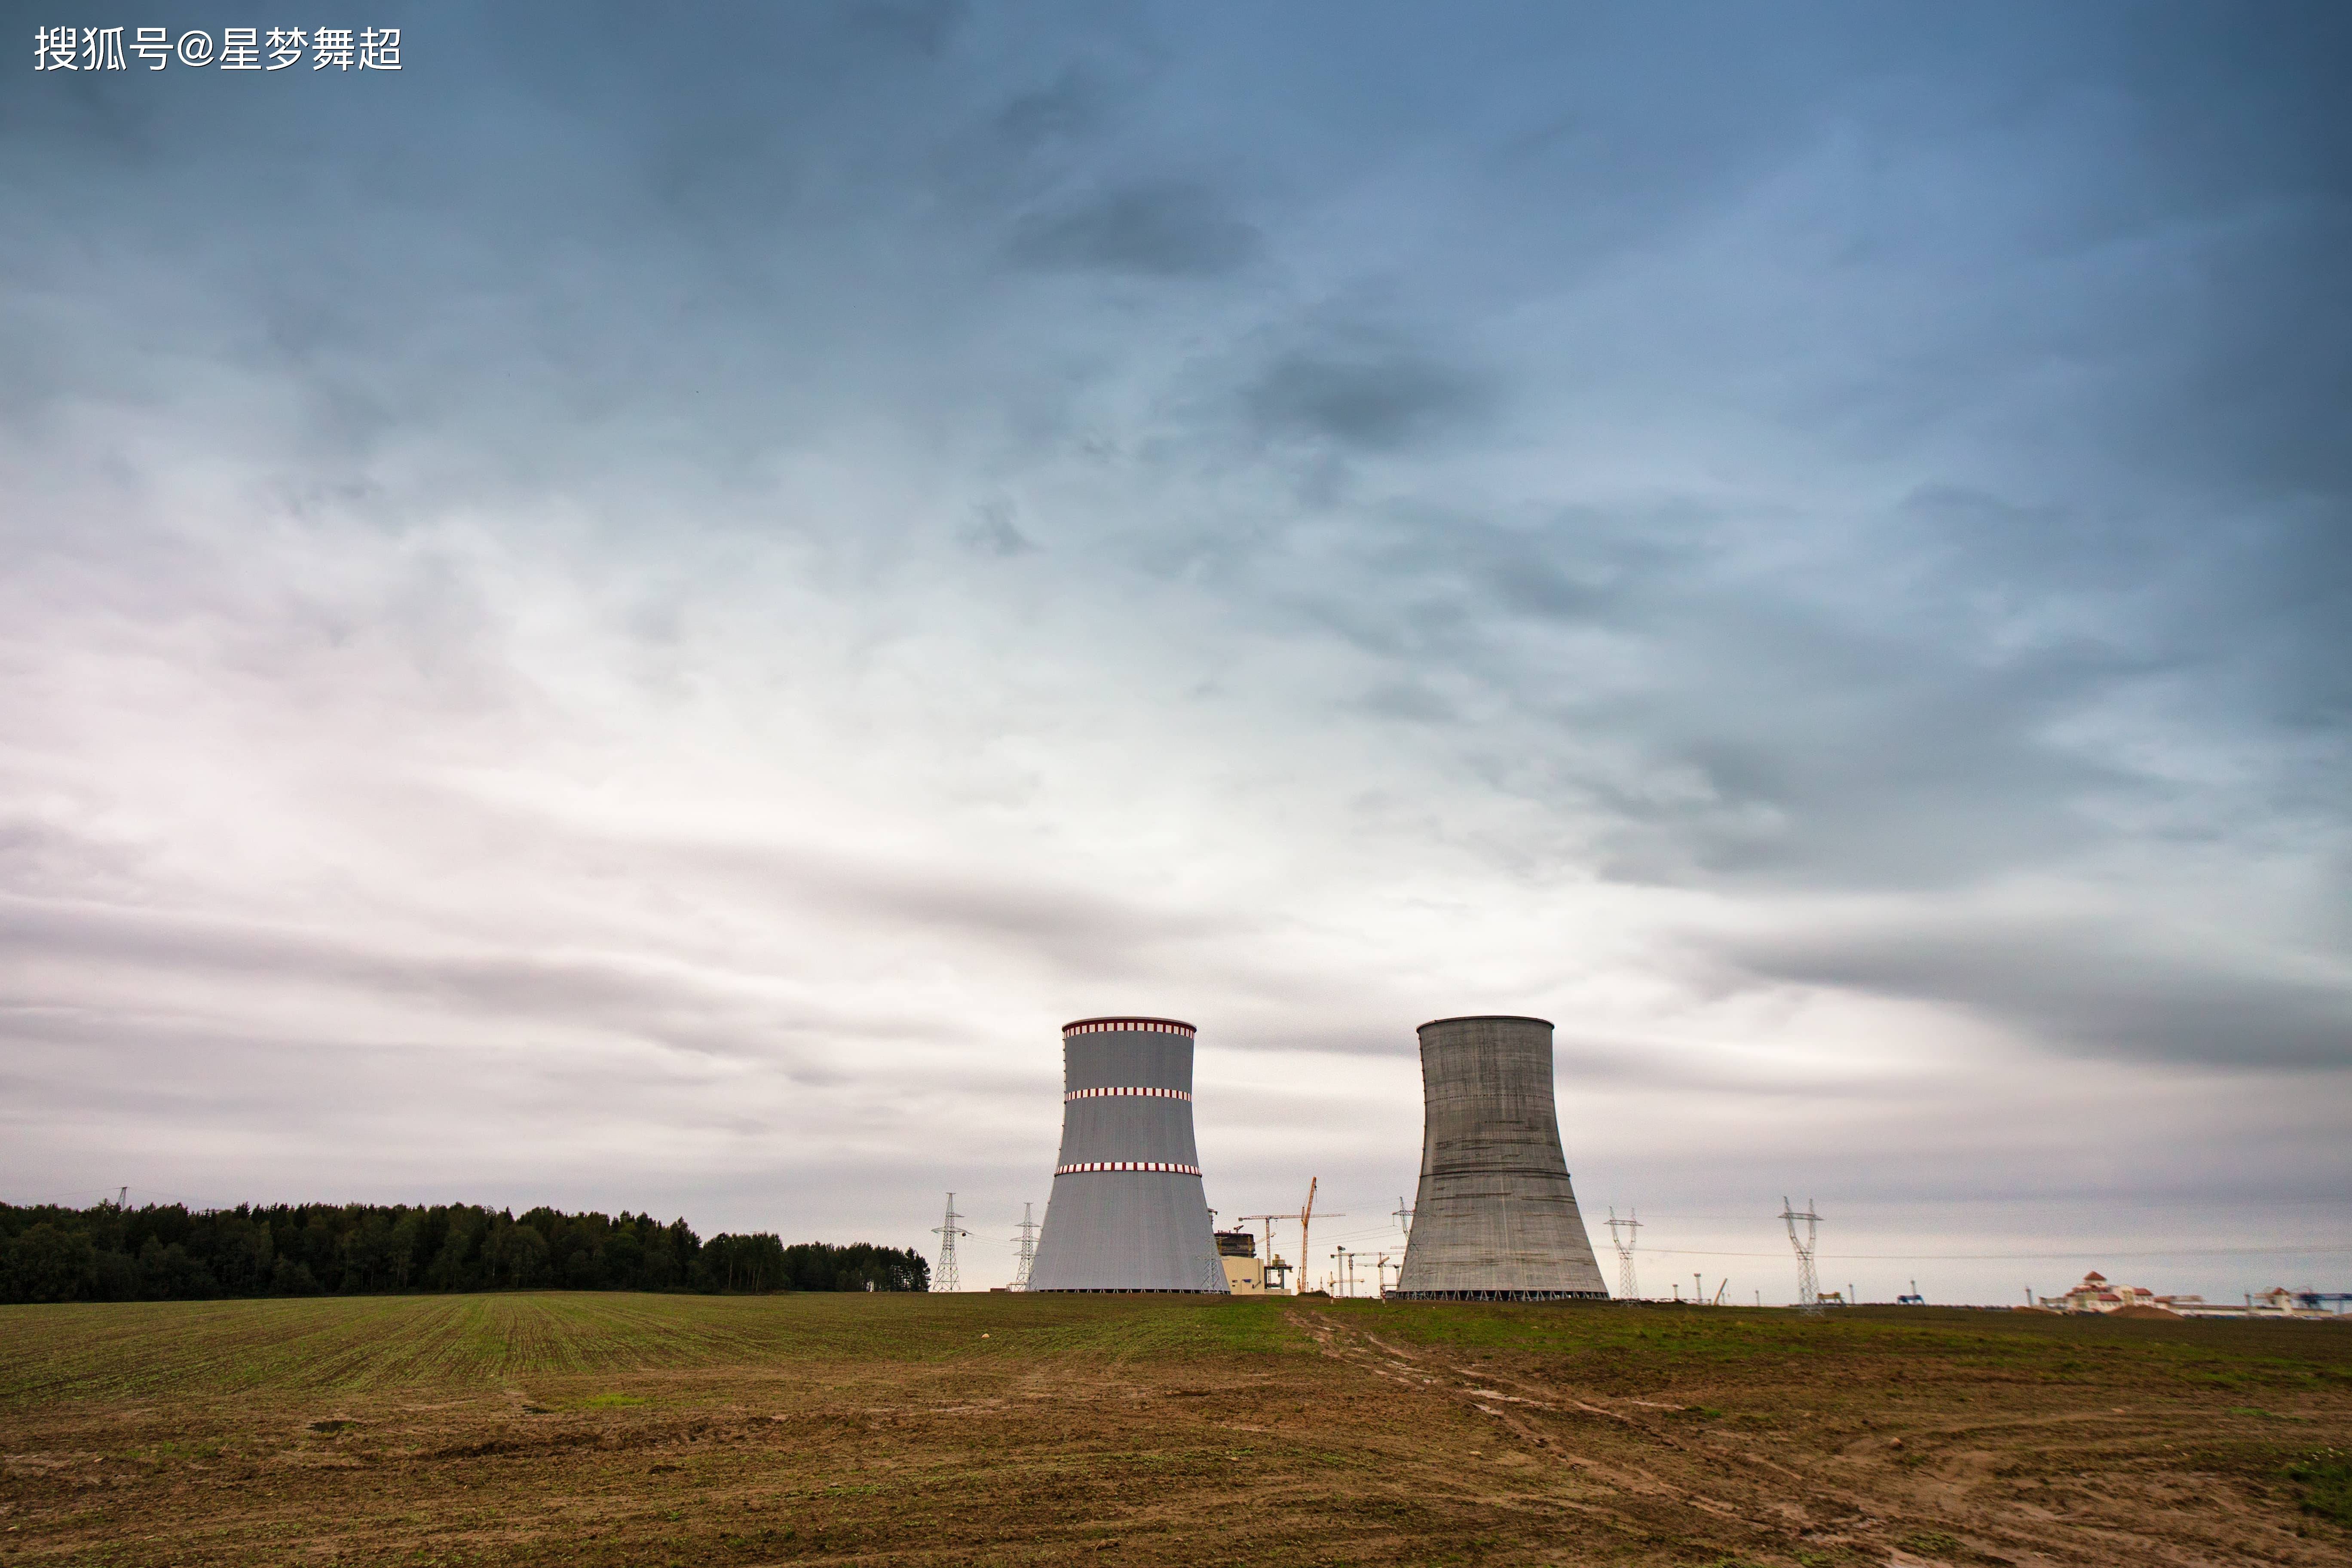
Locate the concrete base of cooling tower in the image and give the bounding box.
[1393,1178,1612,1298]
[1026,1171,1230,1294]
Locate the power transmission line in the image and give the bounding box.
[931,1192,970,1294]
[1010,1201,1038,1291]
[1780,1197,1822,1310]
[1606,1206,1642,1301]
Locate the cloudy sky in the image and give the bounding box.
[5,1,2346,1302]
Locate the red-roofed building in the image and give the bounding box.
[2041,1271,2160,1313]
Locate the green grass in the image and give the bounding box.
[0,1291,1308,1406]
[2287,1447,2352,1524]
[1319,1298,2352,1387]
[3,1291,2340,1418]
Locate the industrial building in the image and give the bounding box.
[1393,1015,1609,1301]
[1025,1017,1230,1293]
[1215,1229,1270,1293]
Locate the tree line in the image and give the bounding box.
[0,1200,929,1304]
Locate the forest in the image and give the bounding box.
[0,1200,929,1303]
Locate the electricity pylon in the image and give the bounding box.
[1394,1197,1414,1235]
[1780,1197,1822,1310]
[932,1192,970,1294]
[1010,1201,1039,1290]
[1606,1206,1642,1301]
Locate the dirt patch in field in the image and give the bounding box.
[0,1294,2346,1565]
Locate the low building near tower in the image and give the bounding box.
[1214,1229,1269,1294]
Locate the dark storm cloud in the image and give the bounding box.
[676,840,1232,974]
[0,893,848,1063]
[1881,484,2352,775]
[1008,180,1260,277]
[2091,6,2352,503]
[0,795,1242,1048]
[1256,505,2091,885]
[0,1,1103,490]
[1588,634,2156,889]
[1246,405,2344,889]
[1243,334,1493,451]
[993,69,1106,149]
[1729,915,2352,1072]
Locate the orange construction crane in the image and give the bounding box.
[1300,1179,1317,1295]
[1297,1179,1344,1295]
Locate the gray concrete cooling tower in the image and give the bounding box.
[1026,1016,1230,1294]
[1393,1015,1609,1301]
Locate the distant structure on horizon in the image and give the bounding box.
[1026,1016,1229,1293]
[1393,1015,1608,1302]
[2035,1271,2347,1319]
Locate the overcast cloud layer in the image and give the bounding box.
[3,0,2347,1301]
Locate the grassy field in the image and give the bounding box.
[1,1292,2347,1566]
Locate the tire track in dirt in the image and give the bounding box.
[1286,1306,2274,1568]
[1292,1307,1802,1553]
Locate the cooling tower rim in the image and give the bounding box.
[1418,1014,1554,1032]
[1063,1015,1197,1036]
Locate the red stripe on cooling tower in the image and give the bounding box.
[1061,1017,1196,1036]
[1062,1086,1193,1102]
[1053,1161,1203,1176]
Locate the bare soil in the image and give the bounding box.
[0,1292,2346,1565]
